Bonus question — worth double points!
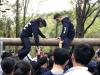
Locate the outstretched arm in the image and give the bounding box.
[38,29,46,38]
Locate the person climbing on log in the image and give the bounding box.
[17,17,47,59]
[54,13,75,49]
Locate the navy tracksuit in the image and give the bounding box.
[60,17,75,49]
[18,20,46,59]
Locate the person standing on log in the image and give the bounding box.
[54,13,75,49]
[18,17,47,59]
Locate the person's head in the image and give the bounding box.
[36,17,47,27]
[53,13,62,22]
[14,60,31,75]
[93,62,100,75]
[1,57,16,75]
[53,48,69,66]
[37,56,48,68]
[87,61,97,73]
[72,44,95,66]
[96,49,100,62]
[1,51,12,59]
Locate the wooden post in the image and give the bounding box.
[0,38,100,46]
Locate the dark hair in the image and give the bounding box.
[1,57,16,74]
[1,52,12,59]
[14,60,31,75]
[53,48,69,65]
[87,61,97,73]
[53,13,61,20]
[93,62,100,75]
[37,56,48,66]
[36,17,47,27]
[73,44,95,65]
[30,61,38,71]
[31,56,48,75]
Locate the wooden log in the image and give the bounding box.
[0,38,100,46]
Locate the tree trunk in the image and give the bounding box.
[75,0,99,38]
[75,2,84,38]
[76,6,84,38]
[23,0,27,27]
[16,0,20,37]
[15,0,20,52]
[22,0,30,27]
[6,19,11,38]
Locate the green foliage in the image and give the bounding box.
[0,19,3,36]
[0,17,7,37]
[85,17,100,37]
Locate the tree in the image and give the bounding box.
[6,18,13,38]
[16,0,20,37]
[22,0,30,27]
[15,0,20,51]
[75,0,100,38]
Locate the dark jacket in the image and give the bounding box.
[35,67,49,75]
[42,71,53,75]
[42,71,63,75]
[60,17,75,40]
[20,20,46,46]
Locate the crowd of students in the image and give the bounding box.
[0,44,100,75]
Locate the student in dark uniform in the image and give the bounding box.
[54,13,75,49]
[42,48,69,75]
[18,17,47,59]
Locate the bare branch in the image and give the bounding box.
[84,3,90,17]
[82,0,99,27]
[81,4,91,26]
[84,9,100,34]
[73,0,78,5]
[86,5,100,18]
[91,0,98,8]
[79,2,90,27]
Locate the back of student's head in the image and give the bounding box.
[53,48,69,65]
[73,44,95,65]
[14,60,31,75]
[1,57,16,74]
[1,52,12,59]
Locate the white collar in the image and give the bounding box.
[66,66,88,72]
[51,69,64,75]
